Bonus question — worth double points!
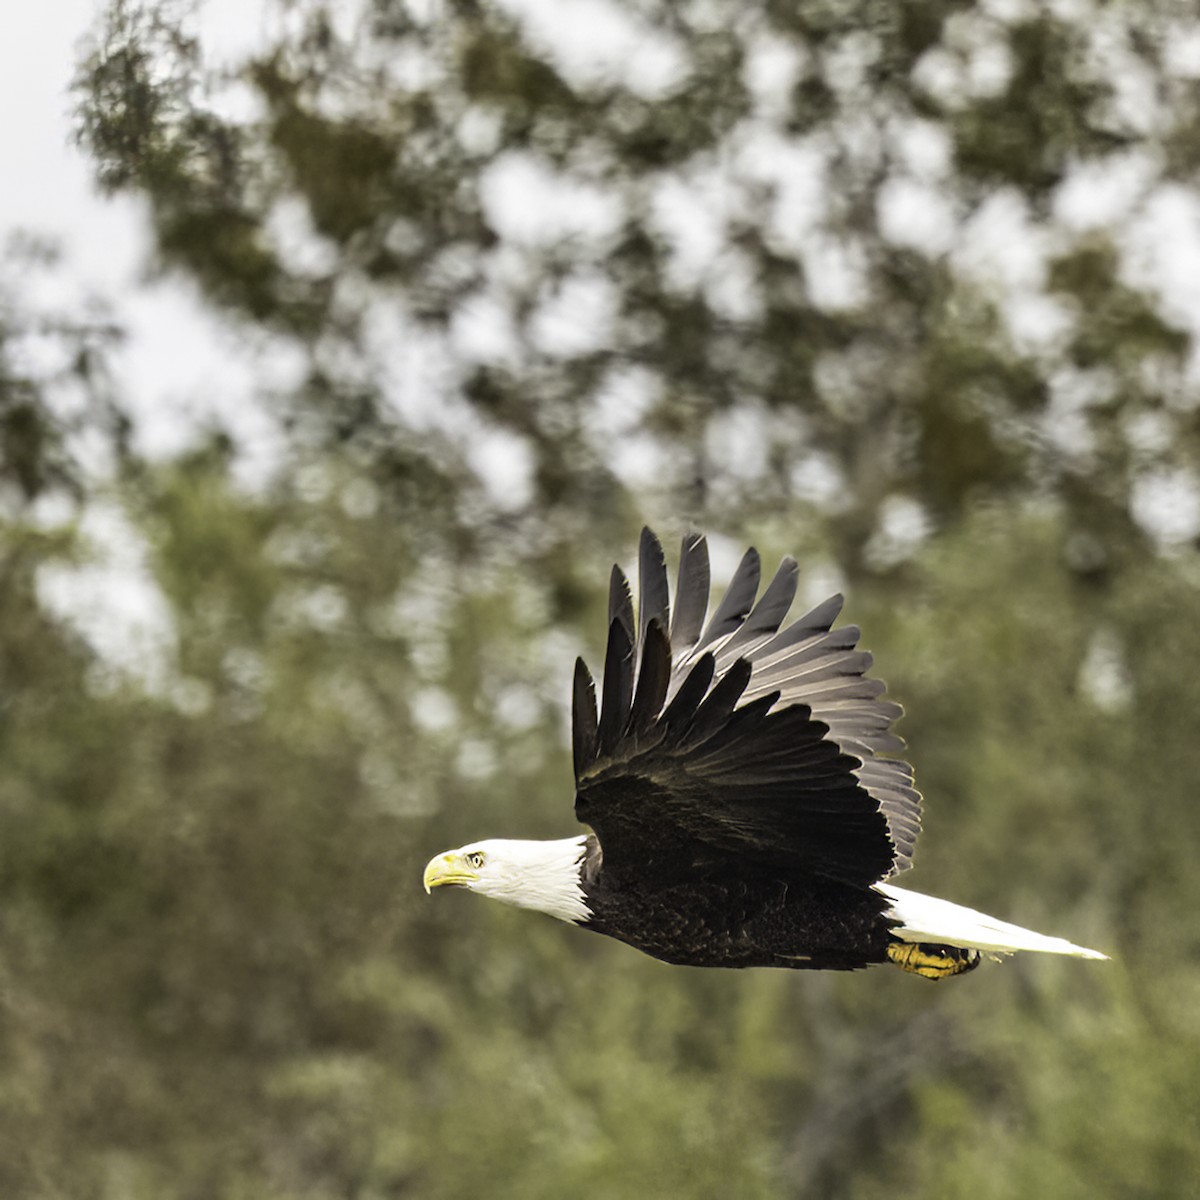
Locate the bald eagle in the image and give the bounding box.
[425,529,1107,979]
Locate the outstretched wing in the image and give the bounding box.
[572,528,920,888]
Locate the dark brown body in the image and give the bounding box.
[579,868,897,971]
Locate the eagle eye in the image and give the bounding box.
[466,851,486,870]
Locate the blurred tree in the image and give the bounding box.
[74,0,1200,571]
[6,434,1197,1197]
[0,0,1188,1196]
[0,236,127,503]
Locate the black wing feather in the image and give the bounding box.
[637,528,670,649]
[609,566,634,643]
[677,657,752,750]
[574,529,922,887]
[697,545,760,652]
[724,556,799,655]
[628,620,671,740]
[670,533,709,656]
[661,652,715,731]
[596,618,634,757]
[572,658,599,780]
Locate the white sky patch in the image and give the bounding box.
[266,197,342,278]
[494,682,543,730]
[944,10,1015,97]
[979,0,1034,19]
[789,451,848,511]
[963,32,1013,98]
[736,129,827,259]
[1043,366,1116,462]
[802,236,870,311]
[377,38,447,93]
[705,407,770,482]
[465,424,535,511]
[797,559,845,614]
[743,34,805,120]
[863,494,931,569]
[608,432,668,489]
[528,271,617,357]
[650,170,732,293]
[704,530,752,593]
[1164,22,1200,78]
[820,31,883,97]
[360,297,462,431]
[204,74,266,126]
[36,500,177,690]
[877,177,957,255]
[1123,186,1200,330]
[891,117,952,182]
[410,685,458,733]
[1,0,119,243]
[1123,409,1174,459]
[456,737,499,780]
[951,189,1085,352]
[196,0,279,69]
[911,47,966,108]
[586,366,666,487]
[705,249,763,323]
[1054,151,1160,232]
[451,290,522,366]
[1086,16,1163,139]
[300,584,349,632]
[1078,627,1133,713]
[954,189,1050,292]
[494,0,688,97]
[587,364,659,440]
[117,283,296,485]
[457,106,505,157]
[1005,292,1075,355]
[480,152,624,248]
[1131,467,1200,546]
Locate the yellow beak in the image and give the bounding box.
[423,852,479,894]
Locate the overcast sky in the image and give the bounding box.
[2,2,278,678]
[9,2,1200,442]
[1,0,288,473]
[7,1,1200,673]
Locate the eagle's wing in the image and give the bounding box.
[572,528,920,888]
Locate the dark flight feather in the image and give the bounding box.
[628,620,671,740]
[697,545,760,652]
[596,618,634,758]
[609,566,634,644]
[574,530,922,887]
[637,528,670,650]
[724,556,799,655]
[572,658,598,780]
[670,532,709,657]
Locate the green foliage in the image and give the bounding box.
[0,0,1197,1195]
[0,239,126,500]
[73,0,1200,564]
[5,446,1199,1197]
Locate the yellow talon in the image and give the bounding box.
[888,941,980,980]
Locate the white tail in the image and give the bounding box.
[876,883,1109,960]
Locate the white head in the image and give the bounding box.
[423,836,591,924]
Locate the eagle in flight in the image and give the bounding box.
[424,529,1107,980]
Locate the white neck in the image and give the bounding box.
[468,836,591,924]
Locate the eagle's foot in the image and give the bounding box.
[887,941,980,981]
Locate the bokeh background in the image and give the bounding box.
[3,1,1200,1196]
